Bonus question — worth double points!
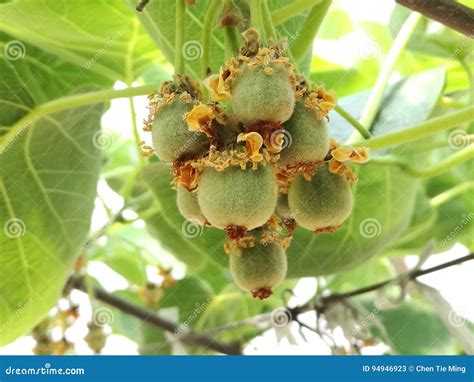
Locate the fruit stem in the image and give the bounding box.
[174,0,186,74]
[353,106,474,151]
[430,181,474,207]
[334,104,371,139]
[224,27,240,58]
[358,12,422,130]
[201,0,221,78]
[262,0,277,41]
[290,0,332,64]
[271,0,323,26]
[249,0,266,43]
[0,84,159,155]
[368,144,474,178]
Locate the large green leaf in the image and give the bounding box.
[329,68,446,142]
[0,101,103,345]
[0,29,108,346]
[0,0,161,83]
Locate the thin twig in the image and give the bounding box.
[68,277,242,355]
[292,253,474,316]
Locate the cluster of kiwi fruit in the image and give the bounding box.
[144,29,367,300]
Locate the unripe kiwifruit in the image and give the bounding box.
[177,186,207,225]
[231,63,295,125]
[152,98,209,162]
[230,240,287,299]
[288,165,352,233]
[278,101,330,167]
[198,165,278,237]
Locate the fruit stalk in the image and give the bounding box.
[358,12,422,130]
[174,0,186,74]
[354,106,474,151]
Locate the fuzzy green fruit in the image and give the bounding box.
[177,186,207,225]
[152,98,209,162]
[231,63,295,125]
[278,101,330,167]
[198,165,278,236]
[230,241,287,299]
[288,165,352,232]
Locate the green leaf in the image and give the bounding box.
[310,57,373,98]
[317,8,352,39]
[195,282,292,343]
[329,68,446,142]
[104,246,148,286]
[361,296,459,355]
[0,0,160,83]
[0,101,103,346]
[0,34,113,129]
[326,257,395,293]
[386,188,438,255]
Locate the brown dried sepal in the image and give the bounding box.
[331,146,370,164]
[185,103,216,139]
[328,158,358,184]
[305,85,337,120]
[225,225,248,241]
[251,287,273,300]
[314,225,341,234]
[246,120,285,154]
[172,160,204,191]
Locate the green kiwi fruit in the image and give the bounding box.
[288,164,352,232]
[198,164,278,236]
[152,98,209,162]
[177,186,207,225]
[231,63,295,125]
[278,101,330,167]
[230,240,287,299]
